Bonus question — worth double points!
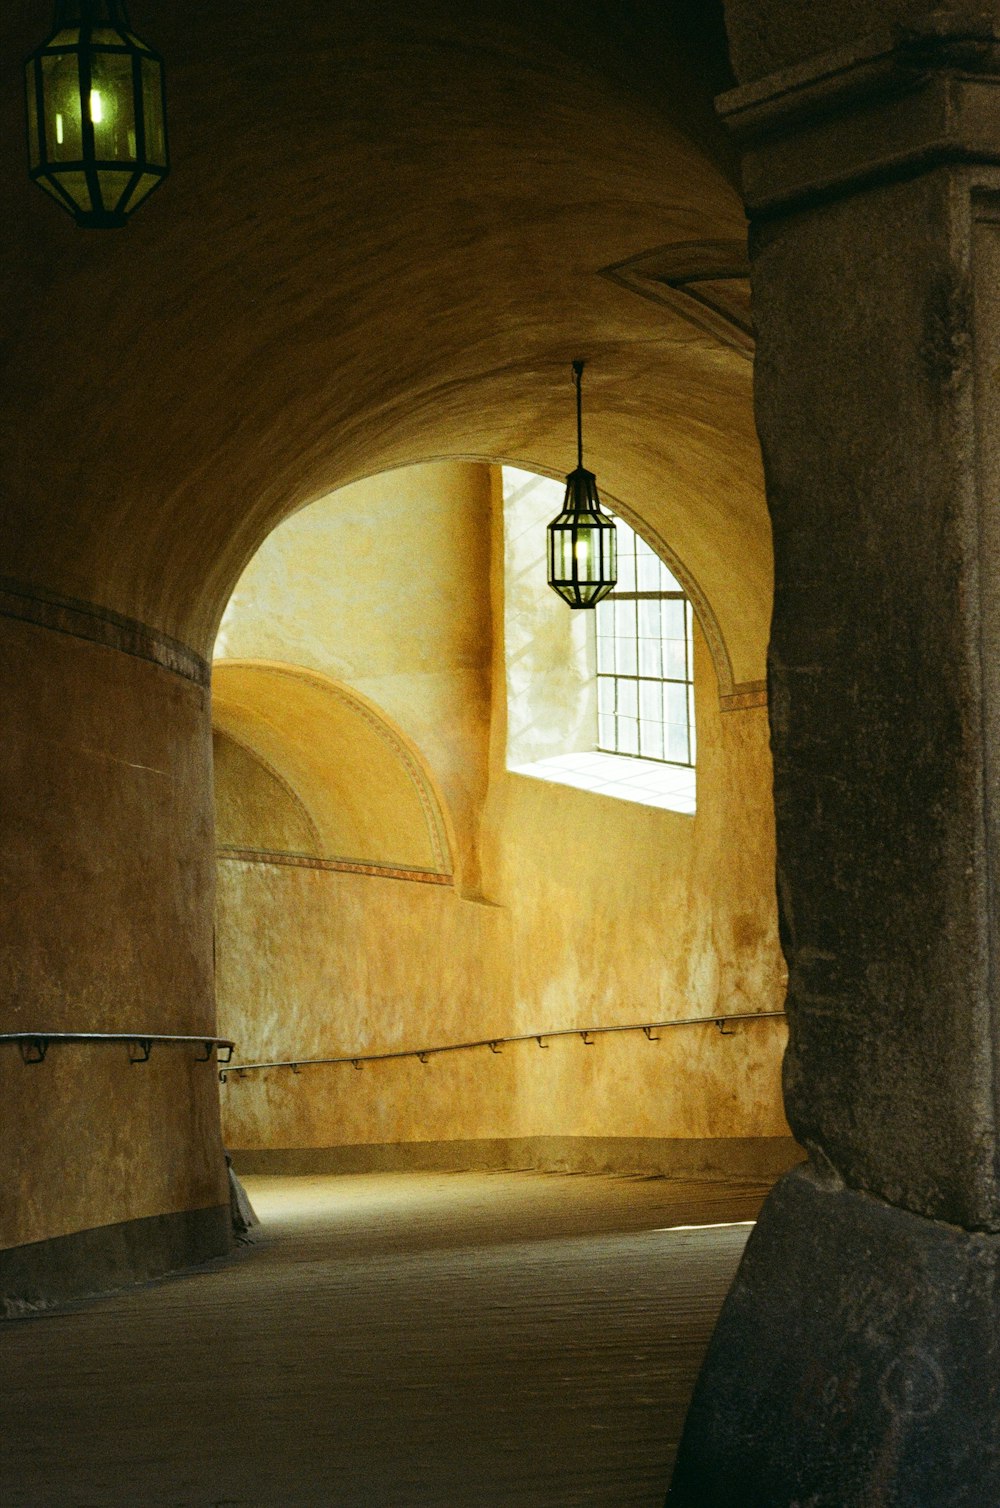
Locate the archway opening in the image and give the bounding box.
[211,459,792,1182]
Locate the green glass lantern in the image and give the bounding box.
[547,361,618,608]
[25,0,168,228]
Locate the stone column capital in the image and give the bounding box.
[719,14,1000,216]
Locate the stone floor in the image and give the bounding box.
[0,1171,769,1507]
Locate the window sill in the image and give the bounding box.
[509,751,696,814]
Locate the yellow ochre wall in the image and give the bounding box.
[214,462,791,1171]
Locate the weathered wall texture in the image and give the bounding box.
[503,467,598,766]
[216,464,490,890]
[0,619,227,1254]
[214,463,789,1164]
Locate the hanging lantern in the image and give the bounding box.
[547,361,617,608]
[25,0,168,228]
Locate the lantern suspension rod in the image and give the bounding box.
[573,359,585,470]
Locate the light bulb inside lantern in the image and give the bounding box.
[89,89,103,124]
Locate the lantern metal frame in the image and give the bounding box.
[25,0,168,228]
[547,360,618,609]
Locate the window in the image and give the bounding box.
[502,467,696,814]
[596,518,695,767]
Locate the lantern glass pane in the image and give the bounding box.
[141,58,167,165]
[97,168,131,211]
[89,52,136,161]
[573,526,599,581]
[52,169,92,210]
[25,66,41,168]
[551,527,571,581]
[37,174,71,206]
[122,170,161,211]
[42,52,83,161]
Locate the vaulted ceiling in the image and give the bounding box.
[2,1,770,681]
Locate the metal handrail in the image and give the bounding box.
[0,1032,235,1065]
[219,1010,787,1081]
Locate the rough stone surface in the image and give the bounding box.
[722,1,1000,84]
[750,159,1000,1232]
[668,1165,1000,1505]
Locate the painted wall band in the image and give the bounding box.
[218,846,454,885]
[0,577,209,688]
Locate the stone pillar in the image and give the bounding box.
[670,6,1000,1502]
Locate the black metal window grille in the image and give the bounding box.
[596,519,696,767]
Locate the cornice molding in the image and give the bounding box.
[719,21,1000,218]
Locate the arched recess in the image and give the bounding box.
[212,661,455,881]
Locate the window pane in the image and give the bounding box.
[614,598,635,639]
[618,716,639,755]
[596,632,613,673]
[639,634,661,678]
[665,682,688,725]
[598,710,615,748]
[662,599,685,639]
[665,721,689,763]
[640,719,664,761]
[639,679,662,724]
[616,632,637,676]
[592,511,695,770]
[638,597,659,638]
[664,636,687,680]
[637,546,660,590]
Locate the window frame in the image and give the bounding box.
[595,521,696,769]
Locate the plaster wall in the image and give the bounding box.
[214,463,789,1162]
[0,619,227,1254]
[215,463,491,890]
